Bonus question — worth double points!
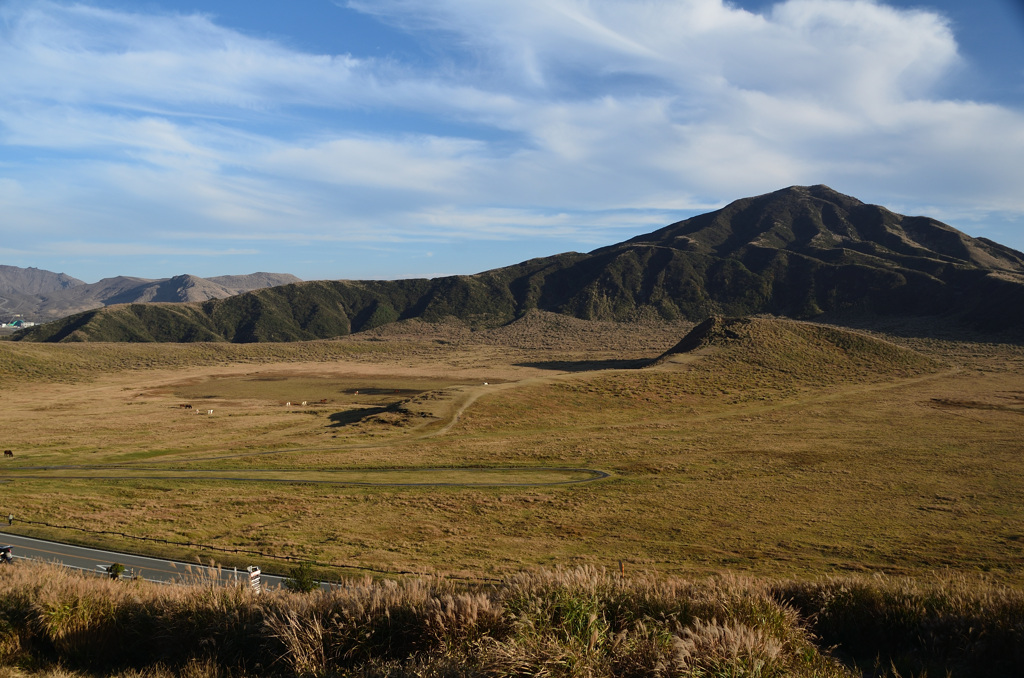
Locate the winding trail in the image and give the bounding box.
[425,376,554,437]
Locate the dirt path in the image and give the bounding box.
[424,376,561,437]
[420,362,966,440]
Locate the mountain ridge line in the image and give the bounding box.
[10,185,1024,342]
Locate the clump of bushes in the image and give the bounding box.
[0,563,1021,677]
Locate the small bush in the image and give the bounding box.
[282,562,319,594]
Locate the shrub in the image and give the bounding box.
[282,562,319,594]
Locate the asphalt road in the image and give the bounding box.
[0,532,287,590]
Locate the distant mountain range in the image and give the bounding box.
[11,185,1024,342]
[0,268,301,322]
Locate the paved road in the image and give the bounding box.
[0,532,287,589]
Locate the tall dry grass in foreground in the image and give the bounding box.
[0,564,1022,677]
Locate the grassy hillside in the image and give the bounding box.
[0,337,396,381]
[658,315,939,385]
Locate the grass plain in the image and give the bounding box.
[0,311,1022,587]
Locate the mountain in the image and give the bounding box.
[0,266,85,295]
[0,266,85,324]
[600,184,1024,325]
[0,269,301,321]
[100,274,289,305]
[12,185,1024,343]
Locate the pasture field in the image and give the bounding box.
[0,312,1023,585]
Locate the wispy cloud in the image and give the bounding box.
[0,1,363,111]
[42,242,260,257]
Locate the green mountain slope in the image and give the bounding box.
[14,186,1024,342]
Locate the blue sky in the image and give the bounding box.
[1,0,1023,283]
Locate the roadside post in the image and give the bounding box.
[247,565,262,594]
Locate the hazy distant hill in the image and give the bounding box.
[0,268,301,322]
[0,265,85,296]
[14,185,1024,342]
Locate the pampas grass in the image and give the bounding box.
[2,563,1022,677]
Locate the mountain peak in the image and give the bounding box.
[0,265,85,296]
[771,184,849,198]
[620,186,1024,276]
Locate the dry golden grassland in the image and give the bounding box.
[1,312,1023,585]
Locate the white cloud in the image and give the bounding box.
[402,205,677,241]
[0,1,363,110]
[0,0,1023,279]
[349,0,958,107]
[337,0,1020,214]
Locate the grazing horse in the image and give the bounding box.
[3,450,12,458]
